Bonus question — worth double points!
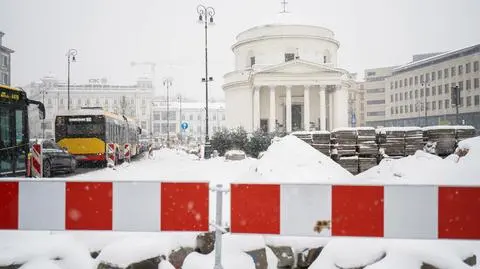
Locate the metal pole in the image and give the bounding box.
[214,184,224,269]
[67,56,70,110]
[204,19,209,143]
[455,86,460,125]
[167,84,170,146]
[424,83,428,126]
[42,88,45,138]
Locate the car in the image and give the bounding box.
[30,139,77,177]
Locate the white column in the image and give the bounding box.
[334,85,349,128]
[269,85,276,132]
[253,86,261,131]
[328,88,334,130]
[319,85,327,130]
[303,85,310,131]
[286,85,292,133]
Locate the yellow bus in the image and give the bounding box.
[1,84,45,177]
[54,108,141,166]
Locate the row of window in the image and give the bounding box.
[391,61,480,89]
[390,79,480,102]
[390,95,480,115]
[248,51,331,67]
[1,72,8,84]
[153,112,226,121]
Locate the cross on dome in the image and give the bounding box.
[280,0,288,13]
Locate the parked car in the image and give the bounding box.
[30,139,77,177]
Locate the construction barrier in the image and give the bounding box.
[0,179,479,240]
[0,180,209,231]
[230,183,480,240]
[31,144,42,178]
[107,143,115,166]
[124,143,131,162]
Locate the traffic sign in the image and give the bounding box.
[181,122,189,130]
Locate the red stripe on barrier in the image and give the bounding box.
[33,144,41,154]
[332,185,384,237]
[0,182,19,229]
[160,182,209,231]
[438,187,480,239]
[65,182,113,230]
[231,184,280,234]
[32,157,41,174]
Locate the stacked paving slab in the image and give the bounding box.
[311,131,331,156]
[331,128,359,175]
[356,127,378,173]
[376,127,406,157]
[404,127,425,155]
[423,125,476,156]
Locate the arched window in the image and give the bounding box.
[247,50,255,67]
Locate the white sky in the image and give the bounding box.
[1,0,480,101]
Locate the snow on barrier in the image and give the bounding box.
[230,183,480,240]
[0,180,209,232]
[31,143,42,177]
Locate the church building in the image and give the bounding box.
[222,8,357,133]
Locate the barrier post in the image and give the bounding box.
[31,143,43,178]
[213,184,225,269]
[107,143,116,167]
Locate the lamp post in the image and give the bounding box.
[66,49,77,110]
[196,4,215,146]
[40,87,47,138]
[163,78,173,147]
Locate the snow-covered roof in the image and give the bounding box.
[376,127,423,133]
[422,125,475,131]
[331,127,357,133]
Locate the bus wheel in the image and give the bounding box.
[43,160,52,178]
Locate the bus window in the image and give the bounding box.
[0,107,13,174]
[15,109,26,171]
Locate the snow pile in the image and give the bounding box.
[357,136,480,184]
[183,250,255,269]
[246,135,352,183]
[19,259,62,269]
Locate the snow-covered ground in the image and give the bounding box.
[1,135,480,269]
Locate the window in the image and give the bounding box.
[415,76,418,85]
[432,86,436,96]
[2,73,8,84]
[431,72,435,81]
[415,90,418,98]
[426,88,430,96]
[439,100,443,109]
[437,70,442,80]
[212,115,216,121]
[60,98,64,105]
[466,79,471,90]
[410,104,413,112]
[426,73,430,82]
[390,95,393,102]
[367,88,385,93]
[451,66,456,76]
[432,101,436,110]
[459,81,464,91]
[1,55,7,67]
[415,103,419,112]
[420,74,424,83]
[399,93,403,101]
[404,78,407,86]
[197,115,201,120]
[390,82,393,89]
[153,112,161,121]
[395,93,398,101]
[444,68,449,78]
[189,115,193,121]
[400,106,404,113]
[420,88,424,97]
[399,80,402,88]
[466,63,471,73]
[445,84,449,94]
[445,99,450,109]
[459,97,464,106]
[395,107,398,114]
[466,96,472,107]
[367,100,385,105]
[475,78,479,89]
[285,53,295,62]
[390,107,394,114]
[458,65,463,75]
[404,92,408,100]
[438,85,442,95]
[222,114,226,120]
[47,98,52,105]
[474,61,479,72]
[395,81,398,89]
[77,99,81,105]
[104,99,108,105]
[250,56,256,67]
[367,111,386,117]
[367,71,376,76]
[475,95,480,106]
[409,77,413,86]
[409,91,413,99]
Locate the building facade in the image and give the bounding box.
[360,66,396,127]
[151,100,226,143]
[223,12,357,133]
[25,75,155,139]
[0,31,14,85]
[385,44,480,128]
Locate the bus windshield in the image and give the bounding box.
[66,123,104,136]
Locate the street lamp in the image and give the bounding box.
[196,4,215,145]
[163,78,173,147]
[66,49,78,110]
[40,87,48,138]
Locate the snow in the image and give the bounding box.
[376,126,422,133]
[265,246,279,269]
[331,127,357,132]
[2,135,480,269]
[242,135,353,183]
[422,125,475,131]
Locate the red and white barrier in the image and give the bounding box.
[124,143,131,162]
[31,143,42,178]
[0,180,209,232]
[107,143,115,166]
[230,183,480,240]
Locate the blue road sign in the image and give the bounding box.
[181,122,189,130]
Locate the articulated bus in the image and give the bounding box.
[0,84,45,177]
[55,108,142,166]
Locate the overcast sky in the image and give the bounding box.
[1,0,480,100]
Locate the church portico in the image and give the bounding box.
[223,10,357,133]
